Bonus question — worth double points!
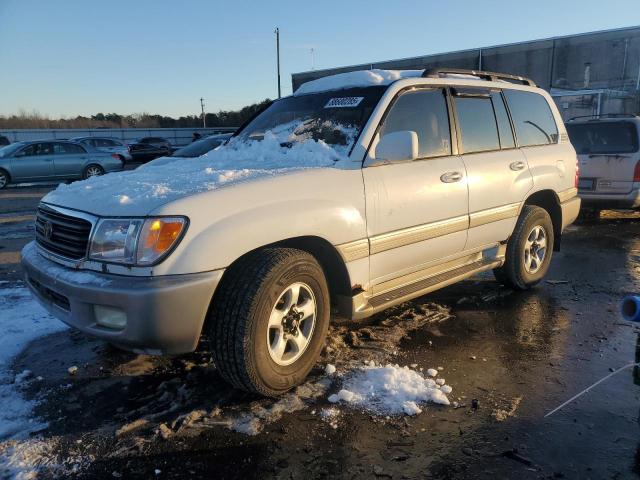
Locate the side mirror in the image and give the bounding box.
[373,131,419,164]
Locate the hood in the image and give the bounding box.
[41,129,348,217]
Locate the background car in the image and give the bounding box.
[0,140,123,189]
[169,133,231,158]
[0,136,10,147]
[128,142,171,163]
[566,114,640,212]
[134,136,171,151]
[70,136,132,162]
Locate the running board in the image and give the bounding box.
[351,257,502,320]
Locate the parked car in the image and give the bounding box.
[0,140,123,188]
[0,135,10,147]
[566,114,640,212]
[23,68,580,396]
[128,142,171,163]
[134,136,172,151]
[70,136,133,163]
[169,134,231,158]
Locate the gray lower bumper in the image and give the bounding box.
[579,189,640,210]
[21,243,223,354]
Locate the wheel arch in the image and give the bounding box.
[0,167,11,186]
[523,189,562,251]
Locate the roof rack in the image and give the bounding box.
[567,113,637,122]
[422,68,536,87]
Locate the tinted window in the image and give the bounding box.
[379,89,451,158]
[54,143,85,154]
[454,96,500,153]
[504,90,558,147]
[172,137,225,157]
[21,143,52,156]
[566,122,639,154]
[491,92,515,149]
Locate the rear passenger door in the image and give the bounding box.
[52,142,88,178]
[364,88,469,289]
[453,88,533,251]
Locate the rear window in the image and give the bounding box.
[566,122,639,154]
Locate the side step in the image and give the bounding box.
[353,257,502,319]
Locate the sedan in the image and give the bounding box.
[0,140,123,189]
[70,136,133,162]
[128,142,171,163]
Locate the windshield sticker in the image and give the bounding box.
[324,97,364,108]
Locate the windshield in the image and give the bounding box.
[566,121,639,154]
[0,142,25,157]
[172,136,227,158]
[233,87,386,157]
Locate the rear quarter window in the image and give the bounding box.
[503,90,559,147]
[566,122,639,154]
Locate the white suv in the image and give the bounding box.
[22,68,581,396]
[566,114,640,212]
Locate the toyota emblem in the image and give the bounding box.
[42,220,53,239]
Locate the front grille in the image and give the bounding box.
[35,206,92,260]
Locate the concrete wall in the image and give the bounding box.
[291,26,640,118]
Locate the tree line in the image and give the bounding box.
[0,99,272,129]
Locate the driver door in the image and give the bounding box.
[11,142,54,181]
[363,88,469,290]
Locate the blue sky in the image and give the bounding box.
[1,0,639,118]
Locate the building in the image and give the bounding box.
[291,26,640,120]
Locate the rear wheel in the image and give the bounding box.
[83,164,104,179]
[493,205,554,290]
[208,248,330,396]
[0,169,9,189]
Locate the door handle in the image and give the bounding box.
[510,161,526,171]
[440,171,463,183]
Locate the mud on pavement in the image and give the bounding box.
[1,211,640,479]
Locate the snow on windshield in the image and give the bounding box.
[295,69,424,95]
[44,121,355,212]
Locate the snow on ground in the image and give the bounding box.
[294,69,424,95]
[327,362,451,416]
[0,283,68,478]
[43,121,355,215]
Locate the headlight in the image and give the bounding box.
[89,217,187,266]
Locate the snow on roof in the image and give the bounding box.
[294,69,424,95]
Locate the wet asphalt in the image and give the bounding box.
[0,185,639,479]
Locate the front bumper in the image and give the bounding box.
[21,242,223,355]
[579,189,640,210]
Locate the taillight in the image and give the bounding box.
[111,153,121,161]
[575,157,580,188]
[634,161,640,182]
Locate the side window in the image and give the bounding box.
[20,144,38,157]
[26,143,52,155]
[54,143,85,154]
[503,90,559,147]
[454,95,500,154]
[379,89,451,158]
[491,92,515,149]
[95,139,110,147]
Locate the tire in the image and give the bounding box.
[0,169,9,189]
[208,248,330,396]
[83,164,104,179]
[493,205,554,290]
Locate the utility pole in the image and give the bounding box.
[310,48,315,70]
[200,97,206,128]
[275,27,281,99]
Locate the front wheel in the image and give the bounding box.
[0,169,9,189]
[208,248,330,396]
[493,205,554,290]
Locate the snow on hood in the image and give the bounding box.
[294,69,424,95]
[43,122,353,216]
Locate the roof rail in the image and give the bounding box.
[567,113,637,122]
[422,68,536,87]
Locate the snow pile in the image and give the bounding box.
[0,283,67,440]
[44,121,354,214]
[328,362,451,416]
[295,69,424,95]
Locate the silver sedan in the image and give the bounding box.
[0,140,124,188]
